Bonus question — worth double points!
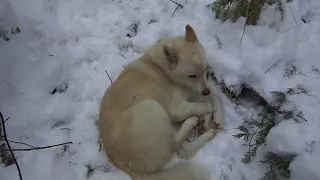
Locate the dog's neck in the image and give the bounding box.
[145,47,172,77]
[137,53,170,80]
[142,55,171,81]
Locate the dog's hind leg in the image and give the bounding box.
[171,101,212,125]
[177,128,216,160]
[175,116,199,145]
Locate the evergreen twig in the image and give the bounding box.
[208,0,285,26]
[208,67,303,180]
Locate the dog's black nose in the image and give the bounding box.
[202,88,211,96]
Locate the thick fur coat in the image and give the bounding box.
[99,24,224,180]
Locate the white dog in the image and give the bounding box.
[99,24,224,180]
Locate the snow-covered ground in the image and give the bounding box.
[1,0,320,180]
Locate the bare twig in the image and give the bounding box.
[105,70,113,84]
[0,111,23,180]
[59,128,72,131]
[57,144,75,157]
[224,127,239,133]
[169,0,184,17]
[169,0,183,7]
[98,140,102,152]
[290,91,320,102]
[279,4,297,34]
[240,23,247,44]
[265,59,284,74]
[93,64,99,71]
[306,94,320,102]
[0,142,73,152]
[86,164,109,178]
[4,117,10,123]
[296,111,307,122]
[3,80,11,88]
[240,5,249,44]
[0,139,73,150]
[172,6,181,17]
[5,140,36,148]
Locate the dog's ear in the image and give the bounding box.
[185,24,198,43]
[163,45,179,64]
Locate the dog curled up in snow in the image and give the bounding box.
[99,24,224,180]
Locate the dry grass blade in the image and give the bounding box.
[0,111,23,180]
[169,0,184,17]
[0,142,73,152]
[105,70,113,84]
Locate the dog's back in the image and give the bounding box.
[99,54,176,175]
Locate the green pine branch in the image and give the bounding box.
[207,0,285,25]
[259,153,293,179]
[233,90,305,179]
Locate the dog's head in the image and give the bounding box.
[163,24,210,96]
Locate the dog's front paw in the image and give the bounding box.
[212,112,224,131]
[204,102,213,112]
[197,114,211,133]
[203,128,217,141]
[194,118,203,134]
[213,121,223,131]
[203,102,213,130]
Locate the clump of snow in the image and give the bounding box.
[1,0,320,180]
[265,120,320,156]
[0,0,19,39]
[289,140,320,180]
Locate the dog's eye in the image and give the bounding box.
[188,75,197,78]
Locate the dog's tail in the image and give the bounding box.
[133,161,212,180]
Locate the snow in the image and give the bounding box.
[289,140,320,180]
[1,0,320,180]
[265,120,320,156]
[0,0,18,37]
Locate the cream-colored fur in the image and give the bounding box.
[99,24,224,180]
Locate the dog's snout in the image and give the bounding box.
[202,88,211,96]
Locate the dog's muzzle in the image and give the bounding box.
[202,88,211,96]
